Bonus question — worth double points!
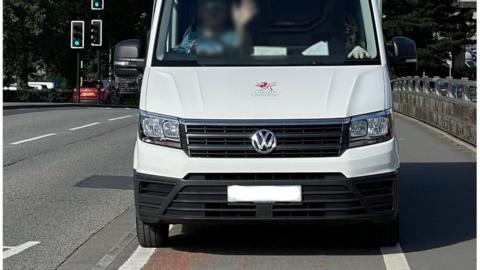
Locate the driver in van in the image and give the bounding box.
[177,0,370,59]
[177,0,257,54]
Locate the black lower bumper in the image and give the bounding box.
[134,171,398,224]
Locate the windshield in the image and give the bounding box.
[154,0,380,66]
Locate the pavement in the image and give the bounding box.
[2,107,476,270]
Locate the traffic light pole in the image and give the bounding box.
[97,14,101,81]
[97,48,101,104]
[76,51,81,103]
[96,14,101,104]
[97,49,101,81]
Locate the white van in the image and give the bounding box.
[115,0,417,247]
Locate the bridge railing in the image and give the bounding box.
[392,76,476,146]
[392,76,477,103]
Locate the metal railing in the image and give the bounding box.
[392,76,477,103]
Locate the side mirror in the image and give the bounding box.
[391,37,417,76]
[114,39,145,77]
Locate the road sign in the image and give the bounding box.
[91,20,103,47]
[70,21,85,49]
[91,0,104,10]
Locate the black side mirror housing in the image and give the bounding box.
[391,36,417,76]
[114,39,146,77]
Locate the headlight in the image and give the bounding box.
[139,111,181,148]
[349,110,393,148]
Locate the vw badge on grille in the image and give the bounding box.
[251,129,277,154]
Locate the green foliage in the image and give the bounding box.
[383,0,476,77]
[3,0,476,84]
[3,89,72,103]
[4,1,46,88]
[3,0,153,89]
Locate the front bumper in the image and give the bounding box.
[135,171,398,224]
[134,138,400,179]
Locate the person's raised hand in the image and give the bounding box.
[232,0,257,30]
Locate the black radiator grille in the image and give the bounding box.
[137,181,175,213]
[135,172,397,220]
[161,176,397,219]
[164,184,370,219]
[356,178,395,212]
[181,120,348,158]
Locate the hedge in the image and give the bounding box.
[3,89,72,103]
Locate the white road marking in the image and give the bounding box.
[10,133,56,145]
[3,241,40,259]
[108,115,133,121]
[381,244,411,270]
[117,246,156,270]
[69,122,101,131]
[117,225,173,270]
[9,113,134,146]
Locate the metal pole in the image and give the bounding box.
[76,51,81,103]
[97,13,101,104]
[97,13,102,81]
[97,49,101,81]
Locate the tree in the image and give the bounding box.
[383,0,476,77]
[3,0,153,89]
[4,1,46,88]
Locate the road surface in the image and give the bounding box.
[3,107,476,270]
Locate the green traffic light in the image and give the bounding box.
[95,2,100,7]
[74,40,81,46]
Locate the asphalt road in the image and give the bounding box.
[4,107,138,270]
[3,107,476,270]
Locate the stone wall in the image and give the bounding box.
[393,91,476,145]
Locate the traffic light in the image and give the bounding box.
[70,21,85,49]
[91,0,104,10]
[91,20,103,47]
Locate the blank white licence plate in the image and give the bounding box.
[227,185,302,203]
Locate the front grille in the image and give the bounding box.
[181,119,348,158]
[356,178,395,212]
[164,184,369,219]
[136,172,397,220]
[166,186,257,218]
[272,185,367,218]
[137,181,175,213]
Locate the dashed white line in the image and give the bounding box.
[3,241,40,259]
[381,244,411,270]
[117,225,173,270]
[69,122,101,131]
[10,114,133,146]
[108,115,133,121]
[10,133,56,145]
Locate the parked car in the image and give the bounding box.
[72,80,112,104]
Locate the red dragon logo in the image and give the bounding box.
[255,81,276,91]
